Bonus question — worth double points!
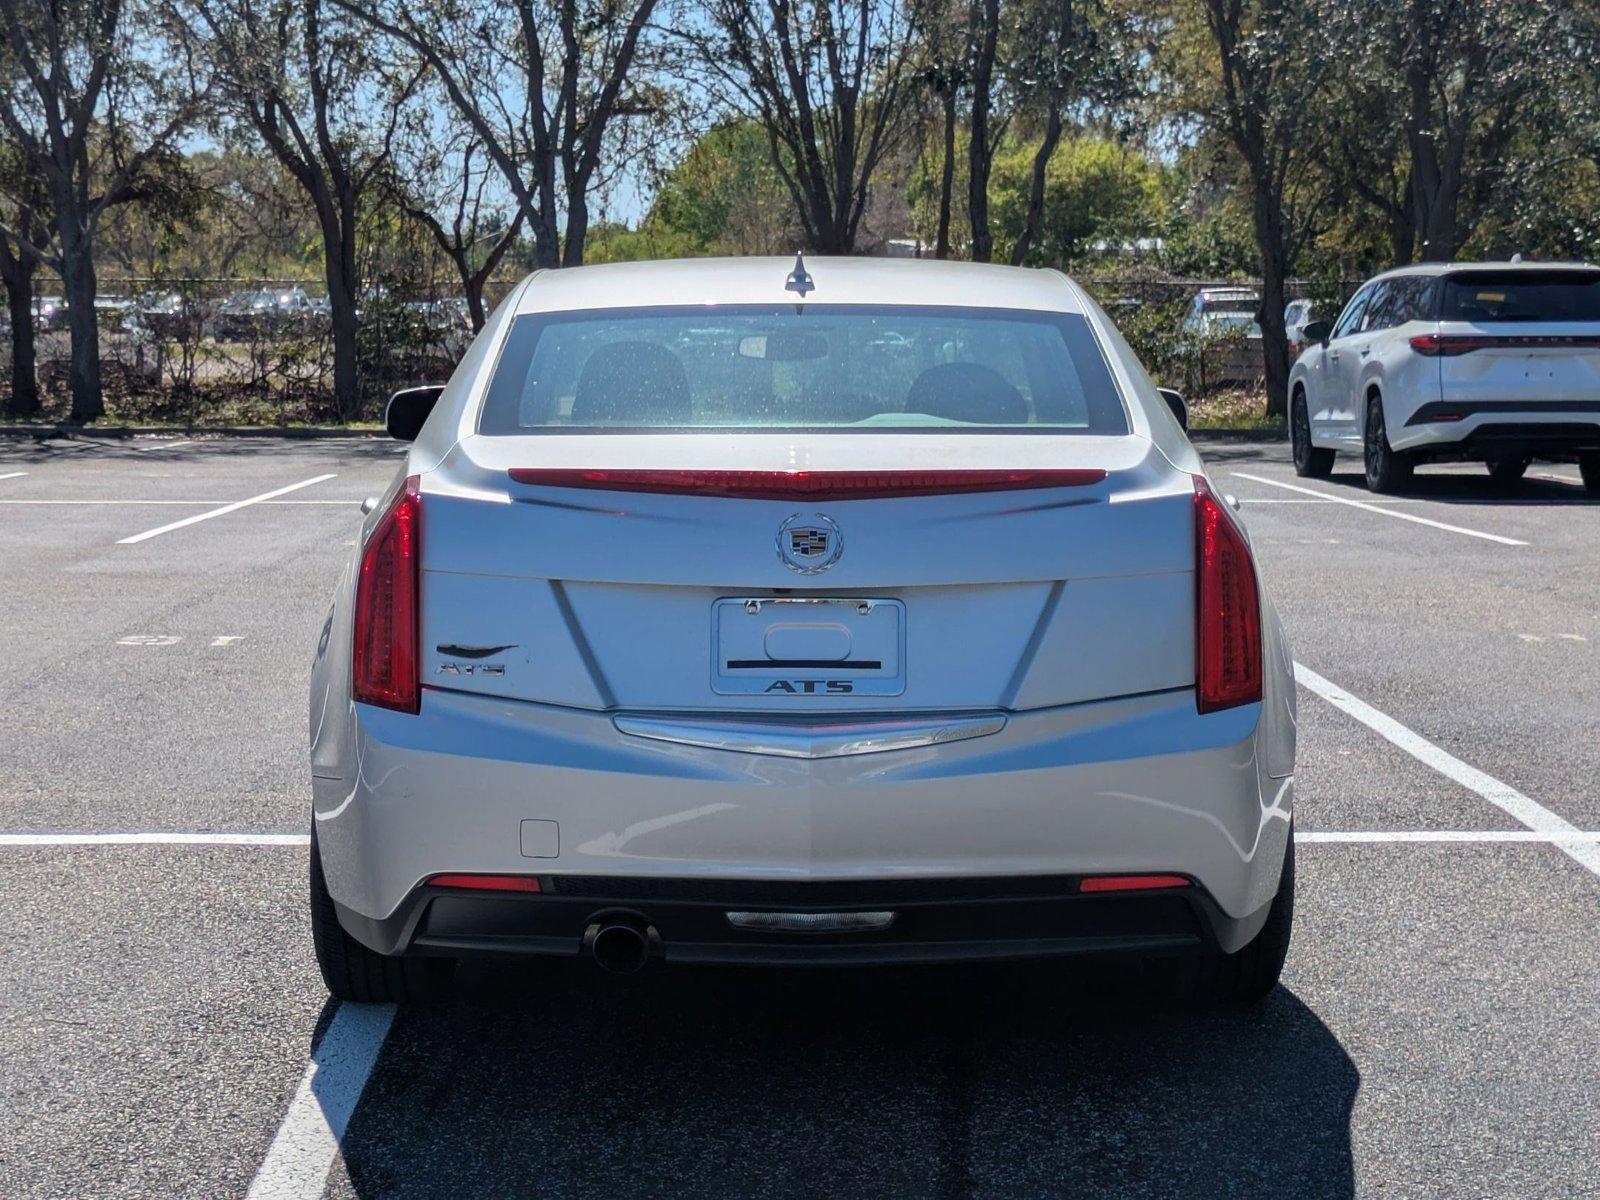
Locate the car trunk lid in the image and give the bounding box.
[417,433,1197,714]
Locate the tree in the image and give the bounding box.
[0,0,200,421]
[333,0,668,269]
[1005,0,1138,266]
[385,123,523,329]
[1171,0,1339,418]
[909,0,966,257]
[964,0,1003,261]
[1320,0,1576,263]
[0,144,50,416]
[990,134,1161,266]
[647,120,799,254]
[184,0,416,420]
[688,0,921,254]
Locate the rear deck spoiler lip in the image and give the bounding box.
[504,468,1109,500]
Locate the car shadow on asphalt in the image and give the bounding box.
[1321,469,1596,506]
[338,957,1357,1199]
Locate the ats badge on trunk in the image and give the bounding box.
[777,512,842,574]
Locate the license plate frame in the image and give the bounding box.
[711,596,906,697]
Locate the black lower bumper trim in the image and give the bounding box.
[1406,400,1600,426]
[333,873,1272,966]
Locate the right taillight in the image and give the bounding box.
[352,475,421,713]
[1193,476,1262,713]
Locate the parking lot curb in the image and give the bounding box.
[0,423,385,440]
[1189,426,1287,441]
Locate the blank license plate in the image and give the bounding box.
[712,597,905,697]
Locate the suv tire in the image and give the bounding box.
[1364,394,1413,494]
[1291,391,1335,478]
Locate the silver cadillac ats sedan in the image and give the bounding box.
[308,256,1296,1005]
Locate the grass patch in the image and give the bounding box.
[1188,389,1283,431]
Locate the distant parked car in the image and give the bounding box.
[1284,299,1319,357]
[1289,260,1600,494]
[122,291,205,340]
[1182,287,1262,384]
[213,286,316,340]
[32,296,68,332]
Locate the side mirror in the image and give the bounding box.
[1301,320,1332,345]
[384,384,445,441]
[1157,387,1189,431]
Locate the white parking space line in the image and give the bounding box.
[1242,497,1417,505]
[1298,830,1600,844]
[245,1002,396,1200]
[0,499,359,506]
[0,832,309,846]
[132,439,196,452]
[1295,663,1600,877]
[1232,472,1530,545]
[116,474,337,543]
[0,470,27,481]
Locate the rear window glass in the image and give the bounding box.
[476,305,1127,435]
[1440,271,1600,322]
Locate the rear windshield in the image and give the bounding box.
[1440,271,1600,322]
[477,305,1127,435]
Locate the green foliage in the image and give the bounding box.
[990,136,1164,267]
[641,121,798,255]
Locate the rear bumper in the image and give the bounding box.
[313,686,1293,957]
[333,871,1266,966]
[1396,402,1600,458]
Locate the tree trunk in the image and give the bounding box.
[462,268,487,331]
[1010,106,1064,267]
[1249,180,1292,421]
[0,246,41,417]
[966,0,999,263]
[562,191,588,268]
[60,231,104,423]
[935,85,957,259]
[1257,257,1291,421]
[321,198,361,422]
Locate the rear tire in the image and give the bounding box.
[1487,458,1530,483]
[310,833,453,1003]
[1190,833,1295,1006]
[1363,394,1413,494]
[1580,453,1600,497]
[1291,391,1335,478]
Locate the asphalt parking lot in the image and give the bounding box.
[1,434,1597,1199]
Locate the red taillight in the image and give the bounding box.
[352,475,421,713]
[1194,476,1262,713]
[1410,333,1600,356]
[427,873,542,893]
[1410,333,1490,356]
[506,468,1107,500]
[1079,874,1190,893]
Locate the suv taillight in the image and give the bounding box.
[1194,476,1262,713]
[352,475,421,713]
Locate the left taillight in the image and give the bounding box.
[352,475,421,713]
[1194,475,1262,713]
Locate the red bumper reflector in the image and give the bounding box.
[1079,874,1190,894]
[507,468,1107,500]
[427,873,542,893]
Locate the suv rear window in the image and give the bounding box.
[1440,271,1600,322]
[477,305,1128,435]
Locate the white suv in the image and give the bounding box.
[1288,262,1600,493]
